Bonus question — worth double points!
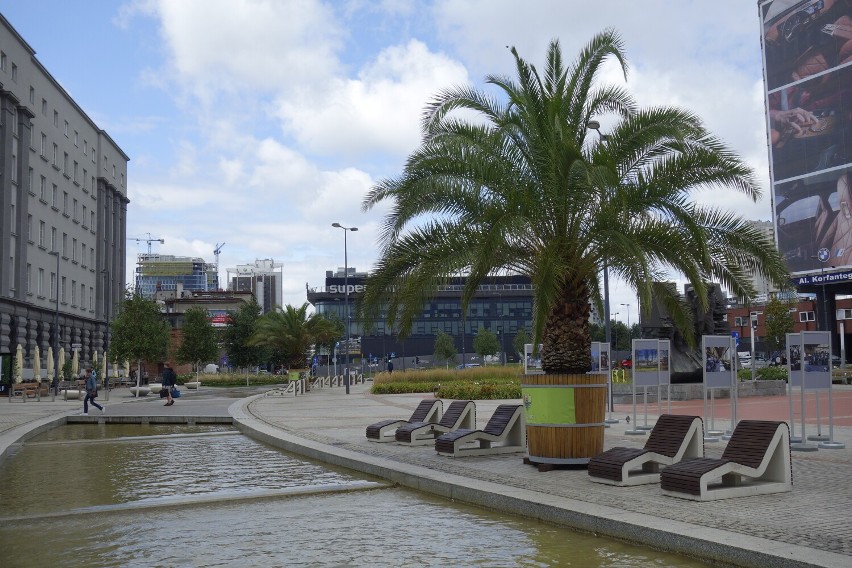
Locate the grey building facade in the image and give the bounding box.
[0,14,128,379]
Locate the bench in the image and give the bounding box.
[588,414,704,486]
[10,382,45,401]
[661,420,792,501]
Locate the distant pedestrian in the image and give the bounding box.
[82,368,103,415]
[387,360,394,374]
[162,363,177,406]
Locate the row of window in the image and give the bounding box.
[24,263,95,312]
[2,51,125,187]
[26,172,97,231]
[25,216,95,267]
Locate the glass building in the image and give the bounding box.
[306,268,534,363]
[135,254,217,298]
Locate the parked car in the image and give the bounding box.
[619,359,632,369]
[455,363,481,369]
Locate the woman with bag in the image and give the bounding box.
[162,363,177,406]
[82,368,104,415]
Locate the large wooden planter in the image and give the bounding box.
[521,373,607,468]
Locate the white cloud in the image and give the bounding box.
[275,39,470,159]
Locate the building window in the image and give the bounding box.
[73,161,78,183]
[29,87,35,104]
[72,238,77,262]
[28,167,34,194]
[92,148,95,164]
[73,198,78,222]
[11,138,17,182]
[11,63,17,81]
[38,268,44,297]
[26,263,31,293]
[80,283,85,308]
[50,272,56,300]
[90,211,95,229]
[0,51,5,71]
[64,120,69,137]
[52,143,58,165]
[62,233,67,257]
[83,168,87,189]
[90,248,94,267]
[74,131,78,146]
[27,215,33,242]
[63,192,68,216]
[71,279,76,306]
[83,140,87,155]
[40,133,46,156]
[800,311,815,322]
[51,227,56,252]
[40,175,46,201]
[52,184,58,208]
[41,98,47,115]
[63,152,69,175]
[89,287,94,310]
[39,221,45,247]
[121,173,125,186]
[81,243,87,267]
[61,276,66,303]
[53,110,58,128]
[82,205,87,227]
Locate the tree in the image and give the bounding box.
[221,300,265,371]
[360,31,789,374]
[176,306,219,379]
[513,328,531,359]
[109,292,170,384]
[433,331,458,368]
[764,296,795,356]
[473,328,501,364]
[248,303,338,370]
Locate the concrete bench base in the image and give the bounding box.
[63,389,82,400]
[185,381,201,389]
[129,386,150,397]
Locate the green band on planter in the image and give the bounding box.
[522,386,576,425]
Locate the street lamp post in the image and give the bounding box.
[332,223,358,394]
[101,268,110,401]
[587,120,611,348]
[50,251,60,396]
[620,303,631,342]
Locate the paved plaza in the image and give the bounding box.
[1,383,851,568]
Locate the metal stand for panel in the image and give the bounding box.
[791,377,818,452]
[806,390,829,441]
[625,382,644,435]
[819,385,846,449]
[702,387,721,443]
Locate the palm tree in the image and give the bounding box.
[360,30,789,375]
[248,303,340,370]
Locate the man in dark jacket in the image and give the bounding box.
[162,363,177,406]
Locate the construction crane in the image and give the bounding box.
[214,243,225,289]
[127,233,165,254]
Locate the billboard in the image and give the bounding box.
[761,0,852,273]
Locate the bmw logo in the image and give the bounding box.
[818,248,830,263]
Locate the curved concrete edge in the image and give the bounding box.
[229,396,849,568]
[0,412,73,464]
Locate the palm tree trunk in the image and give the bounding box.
[542,281,592,374]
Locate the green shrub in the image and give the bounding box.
[738,366,788,382]
[436,381,521,400]
[371,382,438,395]
[187,372,286,387]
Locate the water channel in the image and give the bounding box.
[0,424,709,567]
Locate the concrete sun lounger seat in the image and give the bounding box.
[588,414,704,486]
[435,404,525,457]
[365,399,443,443]
[395,400,476,446]
[660,420,792,501]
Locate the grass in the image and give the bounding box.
[176,373,285,388]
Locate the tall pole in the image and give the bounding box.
[102,268,110,401]
[332,223,358,394]
[51,251,60,395]
[621,303,631,341]
[587,121,611,349]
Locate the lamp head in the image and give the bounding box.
[350,227,359,232]
[586,120,601,130]
[332,222,342,228]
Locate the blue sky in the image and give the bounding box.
[0,0,772,328]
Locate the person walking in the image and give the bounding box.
[162,363,177,406]
[82,368,103,415]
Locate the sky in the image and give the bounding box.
[0,0,774,329]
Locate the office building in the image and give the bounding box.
[0,14,128,378]
[306,268,534,363]
[227,258,283,314]
[134,254,217,299]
